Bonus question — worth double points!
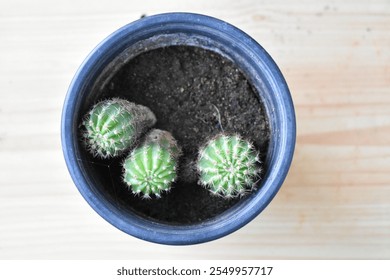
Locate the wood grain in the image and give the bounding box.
[0,0,389,259]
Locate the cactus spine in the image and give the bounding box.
[123,129,181,198]
[81,98,156,158]
[197,134,260,198]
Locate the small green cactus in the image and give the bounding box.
[81,98,156,158]
[123,129,181,198]
[197,134,261,198]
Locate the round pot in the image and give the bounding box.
[61,13,296,245]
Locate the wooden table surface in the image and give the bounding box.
[1,0,389,259]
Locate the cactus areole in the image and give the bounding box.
[61,13,296,245]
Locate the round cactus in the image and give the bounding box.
[81,98,156,158]
[123,129,181,198]
[197,134,261,198]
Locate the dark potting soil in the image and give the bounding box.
[83,46,270,225]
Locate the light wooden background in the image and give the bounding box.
[1,0,389,259]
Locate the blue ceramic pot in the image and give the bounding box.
[61,13,296,245]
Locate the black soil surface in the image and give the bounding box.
[81,46,270,225]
